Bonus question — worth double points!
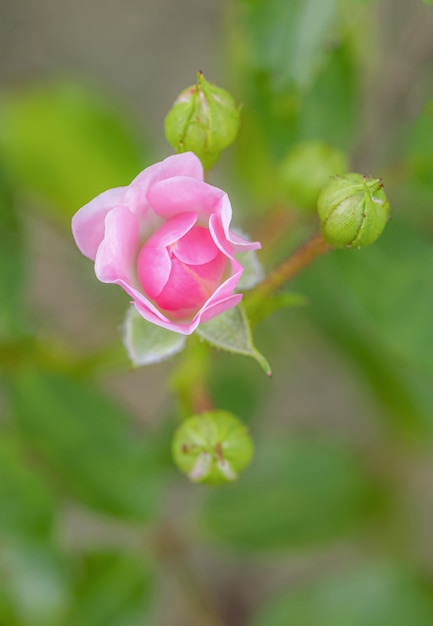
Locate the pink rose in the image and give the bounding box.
[72,152,260,334]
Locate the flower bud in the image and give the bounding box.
[317,174,390,248]
[164,72,241,170]
[172,411,253,485]
[279,141,348,210]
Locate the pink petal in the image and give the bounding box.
[137,245,172,300]
[147,177,225,219]
[94,206,140,283]
[228,230,262,252]
[128,285,242,337]
[71,186,126,260]
[127,153,204,216]
[173,226,220,265]
[142,212,197,249]
[197,294,243,324]
[201,259,244,308]
[117,278,173,322]
[210,196,261,253]
[155,252,227,315]
[137,212,198,298]
[133,302,197,334]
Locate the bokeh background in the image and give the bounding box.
[1,0,433,625]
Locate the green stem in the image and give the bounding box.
[245,232,331,319]
[170,336,214,418]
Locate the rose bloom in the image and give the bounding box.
[72,152,260,334]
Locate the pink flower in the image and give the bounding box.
[72,152,260,335]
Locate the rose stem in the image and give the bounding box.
[246,232,332,310]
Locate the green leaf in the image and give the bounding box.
[123,306,186,366]
[245,291,307,327]
[298,41,359,150]
[209,358,269,422]
[0,587,17,626]
[251,562,433,626]
[295,221,433,435]
[9,370,165,520]
[0,80,148,220]
[200,437,382,552]
[242,0,338,90]
[66,551,153,626]
[197,305,271,376]
[0,169,28,339]
[1,542,71,626]
[0,437,55,540]
[405,100,433,187]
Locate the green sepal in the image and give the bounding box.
[196,304,271,376]
[123,306,186,366]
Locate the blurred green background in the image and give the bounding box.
[1,0,433,624]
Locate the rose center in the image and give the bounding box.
[137,224,228,318]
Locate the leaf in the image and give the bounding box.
[245,291,307,327]
[209,358,269,422]
[242,0,339,90]
[298,41,359,150]
[251,562,433,626]
[0,80,148,220]
[66,551,153,626]
[9,370,166,520]
[200,437,382,552]
[1,541,71,626]
[197,305,272,375]
[0,436,55,541]
[123,306,186,366]
[0,169,28,339]
[295,221,433,435]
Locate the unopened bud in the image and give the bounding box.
[172,411,253,485]
[280,141,348,210]
[164,72,241,170]
[317,174,390,248]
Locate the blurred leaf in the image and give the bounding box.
[0,81,149,220]
[296,221,433,435]
[0,437,55,540]
[246,291,307,327]
[197,305,272,376]
[241,0,338,91]
[9,370,165,520]
[123,306,186,366]
[0,542,71,626]
[251,562,433,626]
[405,100,433,186]
[0,169,28,340]
[200,437,382,551]
[209,357,268,422]
[390,101,433,225]
[0,587,17,626]
[298,41,359,150]
[66,551,153,626]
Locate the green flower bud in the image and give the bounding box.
[164,72,241,170]
[172,411,253,485]
[318,173,390,248]
[279,141,348,210]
